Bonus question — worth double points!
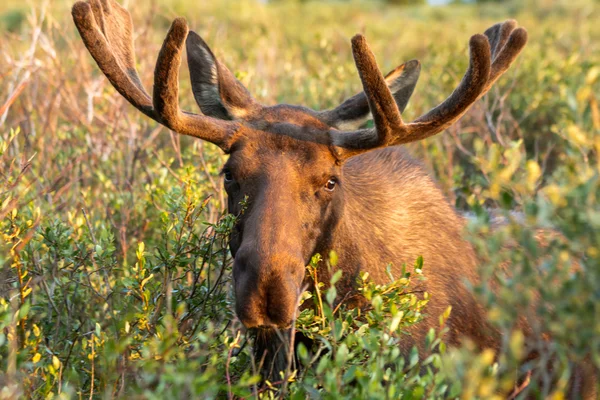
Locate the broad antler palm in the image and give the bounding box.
[330,20,527,158]
[72,0,241,151]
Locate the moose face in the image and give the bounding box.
[72,0,527,330]
[223,122,343,328]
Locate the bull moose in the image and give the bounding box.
[71,0,596,397]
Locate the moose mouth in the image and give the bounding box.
[251,325,296,381]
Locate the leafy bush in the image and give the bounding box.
[1,0,599,398]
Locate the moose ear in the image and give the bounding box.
[319,60,421,130]
[186,31,259,120]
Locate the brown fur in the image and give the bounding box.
[73,2,595,396]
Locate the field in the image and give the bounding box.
[1,0,599,398]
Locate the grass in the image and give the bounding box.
[1,0,599,398]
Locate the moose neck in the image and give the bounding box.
[316,147,479,290]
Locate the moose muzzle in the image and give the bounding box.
[233,247,304,329]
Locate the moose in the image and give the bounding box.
[72,0,596,397]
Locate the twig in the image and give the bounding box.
[0,0,48,126]
[81,208,97,245]
[0,80,29,119]
[89,337,95,400]
[279,293,301,398]
[507,371,531,400]
[226,330,242,400]
[151,148,185,184]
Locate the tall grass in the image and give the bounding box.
[1,0,599,398]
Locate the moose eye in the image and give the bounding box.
[324,177,337,192]
[224,169,233,182]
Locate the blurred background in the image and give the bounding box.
[1,0,599,398]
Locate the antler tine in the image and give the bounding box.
[152,18,239,144]
[153,18,188,130]
[72,0,154,119]
[402,22,526,143]
[486,20,517,61]
[484,22,528,94]
[399,34,492,142]
[72,0,240,150]
[318,59,421,129]
[348,34,406,147]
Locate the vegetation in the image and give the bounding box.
[1,0,599,398]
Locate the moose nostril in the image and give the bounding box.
[235,286,296,329]
[234,266,300,329]
[234,292,267,329]
[265,303,293,328]
[263,277,298,328]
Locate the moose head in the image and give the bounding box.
[72,0,527,331]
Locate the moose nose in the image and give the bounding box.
[233,250,303,329]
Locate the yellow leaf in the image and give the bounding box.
[543,184,566,207]
[33,324,40,337]
[498,145,523,183]
[549,391,565,400]
[586,66,600,85]
[443,306,452,320]
[590,96,600,130]
[140,273,154,290]
[576,86,591,104]
[481,349,495,366]
[595,138,600,172]
[52,355,61,370]
[32,353,41,363]
[136,241,145,259]
[389,311,404,332]
[1,196,11,210]
[586,247,598,258]
[526,160,541,190]
[489,182,501,199]
[509,331,524,360]
[566,125,589,147]
[560,251,570,262]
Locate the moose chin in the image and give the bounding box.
[72,0,596,397]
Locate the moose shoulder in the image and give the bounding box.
[72,1,596,397]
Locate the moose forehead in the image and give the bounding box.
[243,104,332,140]
[227,132,338,183]
[224,104,338,174]
[248,104,330,130]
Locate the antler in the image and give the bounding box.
[331,20,528,158]
[318,60,421,130]
[71,0,240,151]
